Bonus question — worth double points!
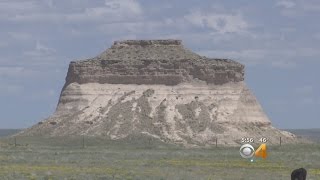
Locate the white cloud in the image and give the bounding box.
[0,1,42,20]
[66,0,142,23]
[7,0,142,24]
[35,41,54,53]
[24,41,56,57]
[98,19,175,35]
[14,41,70,69]
[184,10,248,34]
[96,16,201,39]
[0,1,38,12]
[276,0,296,9]
[278,0,320,17]
[105,0,141,14]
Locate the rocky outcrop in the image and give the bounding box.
[65,40,244,86]
[18,40,298,146]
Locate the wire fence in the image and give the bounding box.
[0,136,291,149]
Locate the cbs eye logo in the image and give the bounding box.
[239,144,255,158]
[240,143,268,160]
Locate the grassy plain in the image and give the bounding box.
[0,136,319,180]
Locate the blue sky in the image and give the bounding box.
[0,0,319,129]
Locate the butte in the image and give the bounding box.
[18,40,298,146]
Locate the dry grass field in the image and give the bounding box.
[0,136,319,180]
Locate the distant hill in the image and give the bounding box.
[0,129,22,137]
[285,129,320,143]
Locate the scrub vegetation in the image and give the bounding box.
[0,136,319,180]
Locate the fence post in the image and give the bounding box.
[14,137,17,147]
[82,135,85,149]
[215,138,218,147]
[280,136,282,146]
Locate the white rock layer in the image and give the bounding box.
[20,82,297,146]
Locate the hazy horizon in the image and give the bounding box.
[1,0,319,129]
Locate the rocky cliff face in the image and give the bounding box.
[65,40,244,86]
[19,40,298,146]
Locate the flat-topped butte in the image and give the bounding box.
[18,39,300,146]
